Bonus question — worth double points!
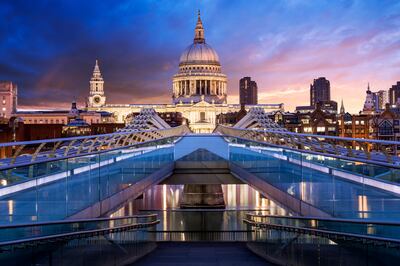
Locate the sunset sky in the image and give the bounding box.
[1,0,399,113]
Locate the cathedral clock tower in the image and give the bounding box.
[88,59,106,108]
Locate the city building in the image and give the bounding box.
[126,112,185,128]
[270,104,337,135]
[372,90,388,111]
[338,112,371,140]
[216,105,247,126]
[340,99,345,114]
[15,108,114,125]
[296,77,337,114]
[310,77,330,106]
[172,11,227,105]
[389,81,400,106]
[87,60,106,108]
[295,105,315,114]
[0,81,17,119]
[374,103,400,141]
[87,11,283,133]
[62,101,92,137]
[362,83,375,115]
[239,77,258,105]
[295,100,337,114]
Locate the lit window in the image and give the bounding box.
[1,107,5,111]
[303,127,312,133]
[317,126,325,132]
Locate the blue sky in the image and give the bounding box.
[1,0,399,112]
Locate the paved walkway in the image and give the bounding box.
[132,242,272,266]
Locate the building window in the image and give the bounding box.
[317,126,325,132]
[379,121,393,135]
[200,112,206,121]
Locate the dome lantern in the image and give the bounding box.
[194,10,205,44]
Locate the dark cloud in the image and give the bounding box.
[0,0,399,113]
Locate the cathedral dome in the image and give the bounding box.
[179,43,220,65]
[179,10,220,66]
[172,11,227,105]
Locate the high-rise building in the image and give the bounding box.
[239,77,258,105]
[389,81,400,105]
[310,77,330,106]
[0,81,17,119]
[372,90,388,111]
[87,60,106,108]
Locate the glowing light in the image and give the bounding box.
[163,184,167,210]
[310,219,317,228]
[358,195,369,218]
[255,190,260,209]
[8,200,13,215]
[300,182,306,201]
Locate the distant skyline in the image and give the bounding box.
[1,0,399,113]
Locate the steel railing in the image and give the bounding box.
[244,213,400,247]
[0,214,159,251]
[215,125,400,167]
[0,125,190,170]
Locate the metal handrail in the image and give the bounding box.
[0,220,160,248]
[0,125,188,148]
[0,136,177,171]
[0,214,158,229]
[225,133,400,169]
[244,219,400,246]
[216,125,400,168]
[217,125,400,146]
[245,213,400,226]
[0,125,190,170]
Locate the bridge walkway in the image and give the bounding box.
[131,242,272,266]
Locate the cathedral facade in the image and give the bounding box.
[87,12,283,133]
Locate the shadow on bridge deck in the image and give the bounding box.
[132,242,272,266]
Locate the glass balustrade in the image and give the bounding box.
[0,139,175,224]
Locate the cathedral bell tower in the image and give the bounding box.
[88,59,106,108]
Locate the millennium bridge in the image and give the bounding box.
[1,108,400,265]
